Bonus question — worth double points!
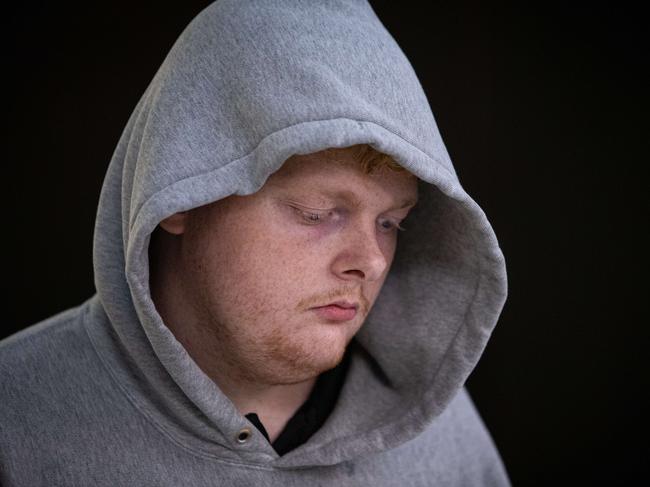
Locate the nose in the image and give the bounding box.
[330,223,390,283]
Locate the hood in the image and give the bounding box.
[90,0,507,468]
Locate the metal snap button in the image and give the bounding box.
[236,427,252,444]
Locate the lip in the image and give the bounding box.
[311,301,359,322]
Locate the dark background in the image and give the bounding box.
[5,1,647,484]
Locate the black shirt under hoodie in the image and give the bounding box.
[245,349,351,455]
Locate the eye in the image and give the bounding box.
[378,218,406,233]
[291,206,335,225]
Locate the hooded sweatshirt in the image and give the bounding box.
[0,1,509,485]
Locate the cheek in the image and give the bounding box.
[210,230,316,308]
[379,235,398,263]
[367,272,389,302]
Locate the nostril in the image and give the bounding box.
[344,269,365,279]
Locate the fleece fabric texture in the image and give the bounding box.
[0,1,510,485]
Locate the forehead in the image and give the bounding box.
[265,150,419,206]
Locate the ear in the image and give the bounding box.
[158,212,189,235]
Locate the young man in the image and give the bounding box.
[1,1,509,485]
[149,146,419,445]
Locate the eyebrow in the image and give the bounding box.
[319,189,418,210]
[396,198,419,209]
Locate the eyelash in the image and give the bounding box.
[292,207,333,224]
[291,206,405,232]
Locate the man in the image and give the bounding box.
[149,146,419,446]
[0,1,509,485]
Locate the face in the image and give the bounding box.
[162,148,418,385]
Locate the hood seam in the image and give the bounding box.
[127,117,454,235]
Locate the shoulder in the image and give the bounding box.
[370,388,511,486]
[0,301,115,438]
[0,303,96,390]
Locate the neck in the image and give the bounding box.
[217,375,316,442]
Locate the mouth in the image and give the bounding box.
[310,300,359,322]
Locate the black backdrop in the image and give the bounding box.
[5,2,647,484]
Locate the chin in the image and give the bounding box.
[253,322,353,384]
[265,341,347,385]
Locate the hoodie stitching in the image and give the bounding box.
[130,117,454,233]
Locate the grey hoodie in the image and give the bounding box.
[0,1,509,485]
